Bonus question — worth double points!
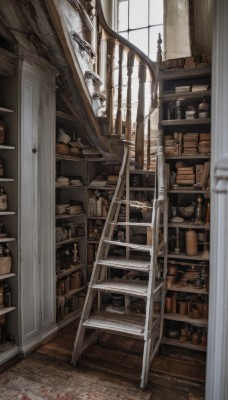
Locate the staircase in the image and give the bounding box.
[0,0,166,389]
[56,0,166,389]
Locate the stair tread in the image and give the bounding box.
[116,222,152,227]
[92,279,148,297]
[83,312,145,338]
[103,239,153,252]
[97,257,150,271]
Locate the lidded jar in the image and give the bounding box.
[198,96,210,118]
[195,196,203,222]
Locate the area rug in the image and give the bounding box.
[0,355,152,400]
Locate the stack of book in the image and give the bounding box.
[182,133,199,155]
[196,161,210,189]
[198,133,211,154]
[184,56,197,68]
[191,84,210,92]
[176,166,195,186]
[175,85,190,93]
[164,133,182,156]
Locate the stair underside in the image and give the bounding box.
[96,257,150,271]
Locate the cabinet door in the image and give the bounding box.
[19,60,56,352]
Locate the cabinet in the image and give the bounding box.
[158,65,211,351]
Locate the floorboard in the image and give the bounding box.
[36,321,206,399]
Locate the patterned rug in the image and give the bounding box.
[0,355,152,400]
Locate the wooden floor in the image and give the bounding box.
[35,320,206,400]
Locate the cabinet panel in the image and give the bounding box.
[20,59,57,350]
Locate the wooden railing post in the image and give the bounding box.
[135,61,147,169]
[115,43,124,137]
[125,51,135,142]
[106,37,116,135]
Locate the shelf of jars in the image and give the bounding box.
[56,241,87,324]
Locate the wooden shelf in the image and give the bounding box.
[0,273,15,281]
[64,285,86,300]
[56,213,85,220]
[56,263,86,280]
[56,110,77,123]
[0,107,14,114]
[166,281,208,294]
[168,189,210,194]
[56,154,84,162]
[165,155,210,160]
[164,312,208,327]
[168,221,210,229]
[56,236,84,247]
[162,337,207,352]
[160,90,211,102]
[158,66,211,81]
[161,118,211,127]
[56,184,86,189]
[0,145,15,150]
[0,211,16,216]
[0,306,16,317]
[167,252,209,261]
[0,237,16,243]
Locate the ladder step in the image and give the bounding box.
[96,257,150,271]
[115,199,153,209]
[104,239,153,252]
[83,312,145,338]
[92,279,148,297]
[116,222,152,227]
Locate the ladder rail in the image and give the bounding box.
[71,142,166,390]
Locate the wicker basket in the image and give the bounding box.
[0,256,11,275]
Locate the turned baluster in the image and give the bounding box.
[106,38,116,136]
[125,51,135,142]
[135,61,147,170]
[115,44,124,137]
[157,33,162,68]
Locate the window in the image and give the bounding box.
[115,0,163,60]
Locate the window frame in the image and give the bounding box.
[114,0,164,60]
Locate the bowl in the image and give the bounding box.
[178,203,195,219]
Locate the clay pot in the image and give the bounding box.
[167,264,178,275]
[166,274,176,288]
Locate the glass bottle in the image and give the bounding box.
[175,99,183,119]
[198,96,210,118]
[195,196,203,222]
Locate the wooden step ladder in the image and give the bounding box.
[71,143,167,389]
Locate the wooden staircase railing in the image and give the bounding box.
[94,0,160,173]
